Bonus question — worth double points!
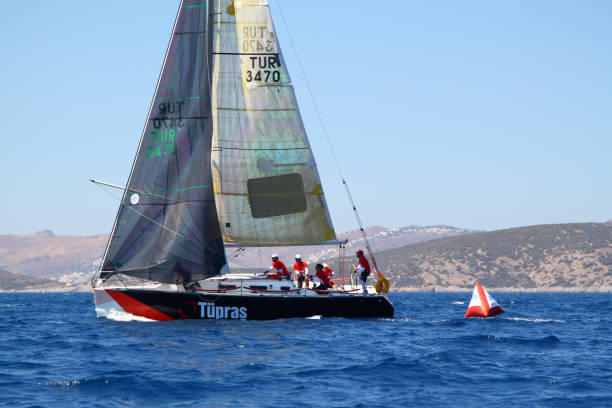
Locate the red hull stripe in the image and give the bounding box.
[106,289,174,321]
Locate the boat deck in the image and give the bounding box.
[94,273,381,298]
[192,274,376,297]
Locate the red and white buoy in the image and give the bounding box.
[464,282,504,318]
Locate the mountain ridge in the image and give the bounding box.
[1,222,610,292]
[373,222,612,292]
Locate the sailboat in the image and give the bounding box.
[92,0,394,320]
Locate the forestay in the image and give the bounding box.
[211,0,337,246]
[100,0,227,283]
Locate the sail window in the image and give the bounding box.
[247,173,307,218]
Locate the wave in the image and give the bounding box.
[452,301,465,305]
[38,377,110,388]
[506,317,565,323]
[236,361,268,373]
[95,307,155,322]
[293,356,428,379]
[415,318,468,327]
[380,317,413,322]
[457,334,561,348]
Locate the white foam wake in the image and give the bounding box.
[96,307,155,322]
[506,317,565,323]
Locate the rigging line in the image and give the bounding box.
[91,178,215,203]
[274,1,344,181]
[209,0,262,269]
[117,273,128,290]
[91,182,207,258]
[211,1,237,271]
[213,146,310,151]
[231,247,245,259]
[274,1,382,276]
[90,268,99,288]
[155,0,181,272]
[95,183,192,243]
[207,0,234,270]
[205,0,213,115]
[226,1,264,269]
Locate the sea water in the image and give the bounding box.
[0,292,610,407]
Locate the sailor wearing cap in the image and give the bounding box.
[352,250,371,294]
[293,254,309,289]
[322,263,334,279]
[266,253,290,280]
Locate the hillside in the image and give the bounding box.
[0,230,107,284]
[0,270,71,291]
[0,225,474,285]
[374,223,612,291]
[228,225,475,269]
[1,223,611,292]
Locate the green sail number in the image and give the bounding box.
[147,129,177,158]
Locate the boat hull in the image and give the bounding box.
[94,288,394,321]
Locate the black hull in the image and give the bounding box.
[95,289,394,321]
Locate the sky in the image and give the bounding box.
[1,0,611,236]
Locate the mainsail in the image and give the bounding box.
[210,0,337,246]
[100,0,227,283]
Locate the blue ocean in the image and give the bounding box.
[1,292,610,408]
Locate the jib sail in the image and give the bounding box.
[100,0,227,283]
[210,0,337,246]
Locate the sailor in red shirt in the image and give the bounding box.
[293,254,309,289]
[313,263,337,291]
[266,253,289,280]
[322,263,334,279]
[352,250,371,294]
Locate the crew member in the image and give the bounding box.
[322,263,334,279]
[313,263,337,291]
[293,254,309,289]
[352,250,371,294]
[266,253,289,280]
